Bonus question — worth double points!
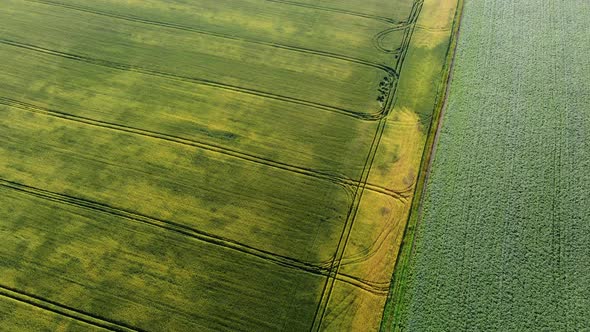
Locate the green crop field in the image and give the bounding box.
[389,0,590,331]
[0,0,460,330]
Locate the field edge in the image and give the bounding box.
[378,0,466,330]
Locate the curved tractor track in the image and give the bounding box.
[309,0,424,330]
[373,25,411,54]
[26,0,399,79]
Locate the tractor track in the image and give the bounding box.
[0,38,382,121]
[1,0,426,326]
[331,196,402,269]
[261,0,402,24]
[373,25,411,54]
[0,96,407,202]
[310,91,389,332]
[25,0,400,78]
[0,285,142,332]
[0,179,390,295]
[309,1,424,330]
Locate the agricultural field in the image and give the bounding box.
[388,0,590,331]
[0,0,459,330]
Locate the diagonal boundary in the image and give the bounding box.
[378,1,466,330]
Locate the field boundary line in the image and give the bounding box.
[25,0,401,77]
[0,96,408,203]
[0,179,389,295]
[309,1,424,330]
[0,284,143,332]
[0,38,381,121]
[379,0,466,330]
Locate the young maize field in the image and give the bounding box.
[391,0,590,330]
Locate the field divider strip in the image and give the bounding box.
[0,96,407,203]
[379,1,466,330]
[23,0,400,78]
[0,38,380,121]
[0,284,143,332]
[0,179,390,295]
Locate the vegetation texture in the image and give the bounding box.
[396,0,590,330]
[1,0,457,330]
